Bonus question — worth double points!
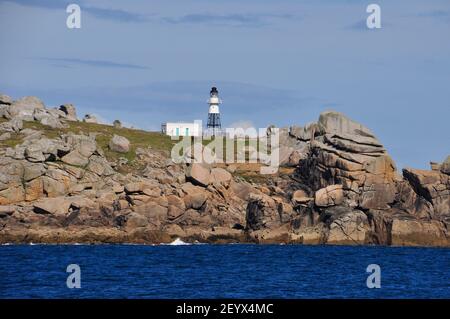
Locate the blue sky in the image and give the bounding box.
[0,0,449,169]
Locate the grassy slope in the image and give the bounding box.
[0,118,279,182]
[0,118,176,163]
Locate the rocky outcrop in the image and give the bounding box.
[0,93,448,246]
[59,104,77,121]
[0,95,80,131]
[185,164,232,187]
[83,114,98,123]
[278,111,449,246]
[390,219,448,246]
[441,156,450,175]
[0,118,22,132]
[402,168,449,218]
[322,206,370,245]
[0,93,12,105]
[8,96,45,119]
[297,111,398,211]
[113,120,122,128]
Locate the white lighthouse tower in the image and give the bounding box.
[206,87,222,136]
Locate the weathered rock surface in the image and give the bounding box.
[9,96,45,118]
[113,120,122,128]
[109,134,130,153]
[186,163,211,187]
[315,185,344,207]
[83,114,97,123]
[0,118,23,132]
[441,155,450,175]
[59,104,77,121]
[402,168,449,217]
[0,93,448,246]
[0,93,12,105]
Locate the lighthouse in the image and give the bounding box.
[206,87,222,137]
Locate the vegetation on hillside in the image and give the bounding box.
[0,118,274,174]
[0,118,177,163]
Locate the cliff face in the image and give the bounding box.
[0,93,449,246]
[283,111,449,246]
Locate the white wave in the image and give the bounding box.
[168,238,190,246]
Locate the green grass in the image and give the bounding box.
[1,118,275,175]
[1,118,177,164]
[0,118,23,148]
[0,132,23,149]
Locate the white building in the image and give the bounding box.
[161,122,201,137]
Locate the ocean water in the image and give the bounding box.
[0,244,449,298]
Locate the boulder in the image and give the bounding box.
[86,155,114,176]
[21,128,42,140]
[0,185,25,205]
[61,150,89,166]
[42,169,77,197]
[24,144,46,162]
[60,135,97,165]
[248,224,292,244]
[163,224,186,238]
[0,158,25,189]
[167,195,185,210]
[0,93,12,105]
[65,134,97,158]
[23,138,64,162]
[133,202,168,227]
[318,111,376,140]
[113,120,122,128]
[109,134,130,153]
[186,163,211,187]
[326,209,369,244]
[0,118,23,132]
[359,180,396,210]
[210,167,232,186]
[441,155,450,175]
[9,96,45,118]
[315,185,344,207]
[0,132,11,141]
[33,197,72,216]
[125,181,158,194]
[292,189,312,204]
[59,104,77,121]
[245,194,279,230]
[167,205,184,220]
[229,180,257,201]
[403,168,449,217]
[291,226,324,244]
[0,205,16,217]
[125,212,149,230]
[430,162,441,171]
[23,163,46,181]
[184,193,207,210]
[391,218,449,246]
[39,115,64,129]
[181,182,208,209]
[83,114,98,123]
[25,177,44,201]
[0,105,11,119]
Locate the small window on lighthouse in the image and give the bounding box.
[185,128,189,136]
[175,127,179,136]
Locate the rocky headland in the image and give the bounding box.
[0,93,449,246]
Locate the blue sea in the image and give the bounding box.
[0,244,449,298]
